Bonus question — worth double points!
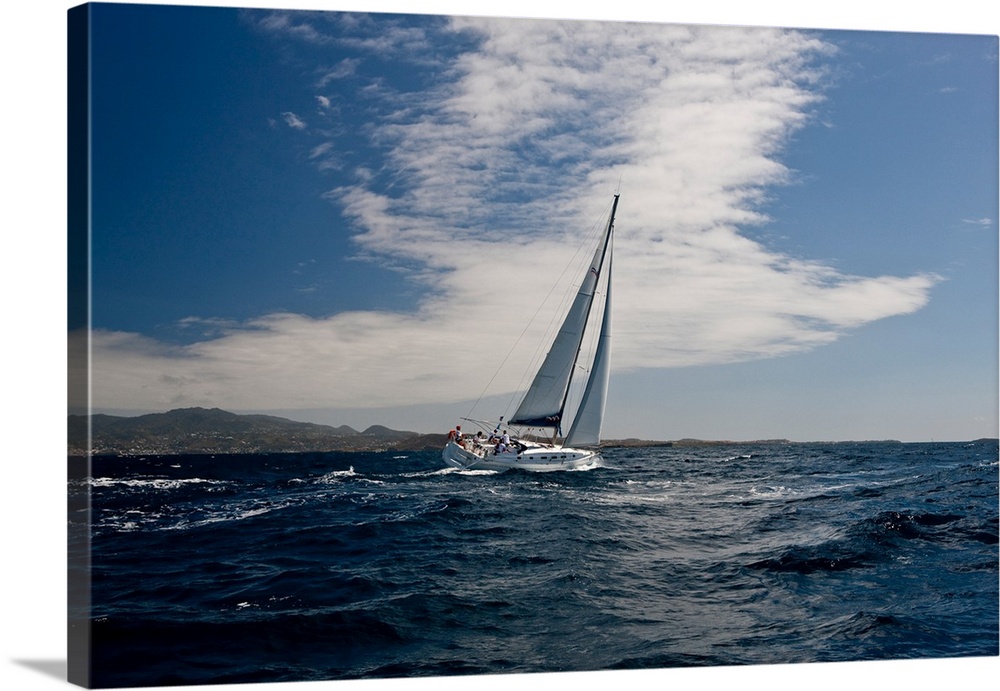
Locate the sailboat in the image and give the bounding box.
[442,193,619,472]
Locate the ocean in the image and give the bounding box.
[68,441,999,688]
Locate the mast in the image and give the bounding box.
[509,194,619,433]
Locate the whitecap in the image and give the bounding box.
[91,477,227,491]
[314,466,357,484]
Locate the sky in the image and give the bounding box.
[62,1,998,443]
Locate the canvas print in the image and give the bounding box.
[67,2,998,688]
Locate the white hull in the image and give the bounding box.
[442,440,601,472]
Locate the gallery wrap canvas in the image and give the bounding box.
[67,2,998,689]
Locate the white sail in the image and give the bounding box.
[564,248,612,447]
[509,196,617,431]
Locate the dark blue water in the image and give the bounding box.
[68,441,999,688]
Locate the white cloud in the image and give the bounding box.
[281,111,307,129]
[252,10,332,46]
[962,217,993,227]
[316,58,361,88]
[88,15,940,416]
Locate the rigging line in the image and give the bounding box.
[467,197,616,420]
[503,197,616,417]
[468,248,585,420]
[466,240,588,420]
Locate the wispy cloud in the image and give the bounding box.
[251,10,333,46]
[962,217,993,227]
[316,58,361,88]
[85,13,940,416]
[281,111,307,130]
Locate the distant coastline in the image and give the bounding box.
[68,407,998,457]
[69,407,445,456]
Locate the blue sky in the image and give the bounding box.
[63,2,998,442]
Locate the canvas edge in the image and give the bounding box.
[67,3,93,688]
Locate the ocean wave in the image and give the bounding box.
[315,466,357,482]
[394,467,496,478]
[746,543,876,574]
[91,476,228,491]
[80,442,998,686]
[747,485,794,499]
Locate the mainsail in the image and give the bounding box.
[509,194,618,437]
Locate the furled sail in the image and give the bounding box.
[509,195,618,431]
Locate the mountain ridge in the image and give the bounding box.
[68,407,446,455]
